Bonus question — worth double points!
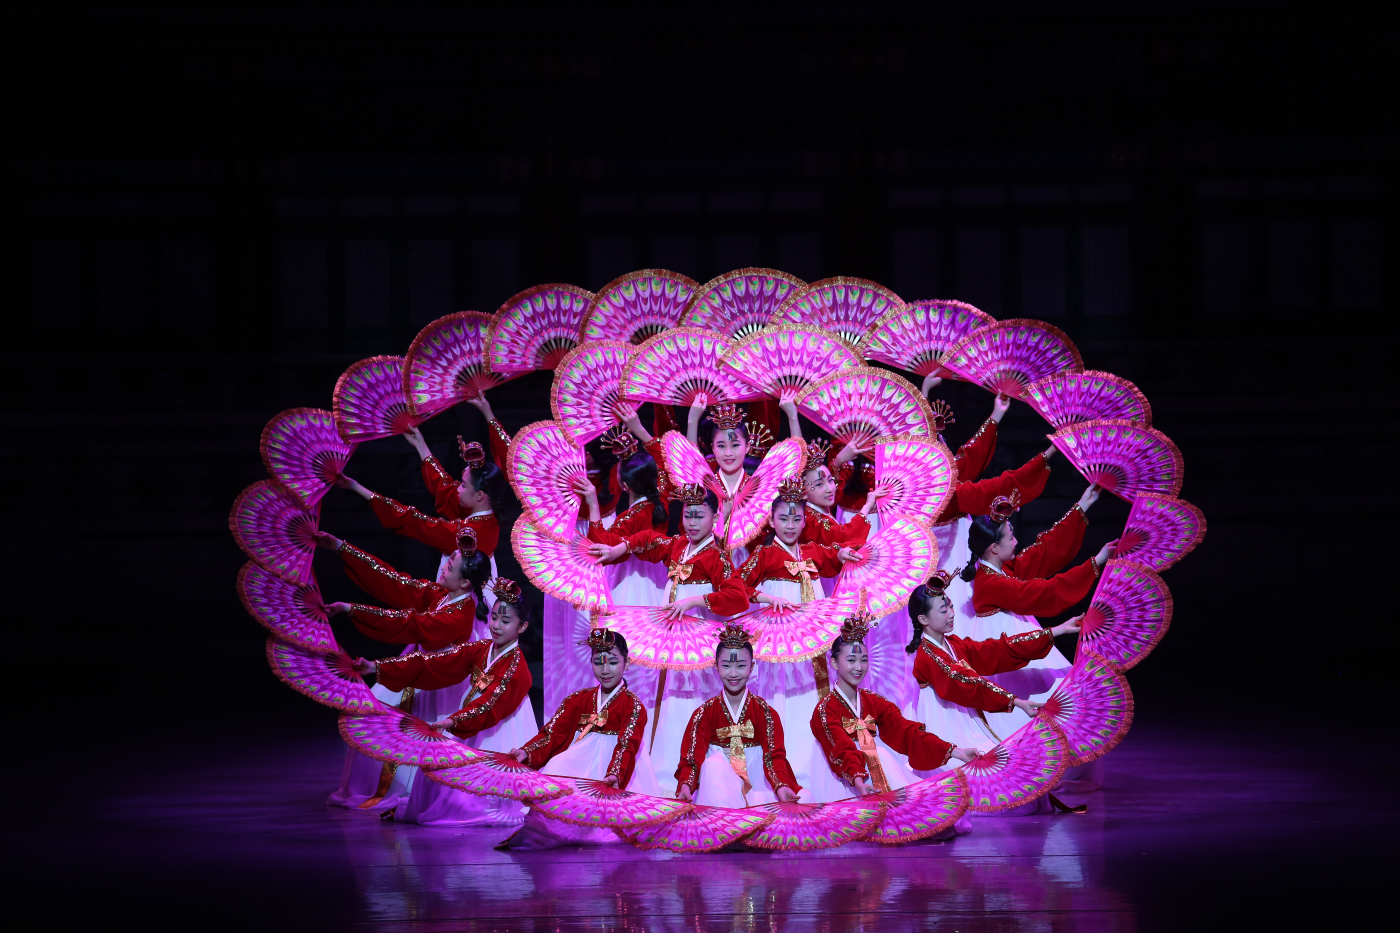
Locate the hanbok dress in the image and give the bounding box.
[506,680,660,848]
[674,692,801,807]
[806,686,956,801]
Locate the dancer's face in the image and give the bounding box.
[438,550,466,589]
[919,594,955,636]
[833,642,869,688]
[771,501,806,544]
[457,470,488,511]
[591,647,627,692]
[488,600,528,647]
[986,521,1017,559]
[716,647,753,695]
[682,503,716,542]
[803,466,837,508]
[712,429,748,475]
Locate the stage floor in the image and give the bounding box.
[12,720,1390,931]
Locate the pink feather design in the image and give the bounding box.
[1116,492,1207,571]
[507,420,588,541]
[528,779,691,828]
[861,299,995,377]
[426,753,574,801]
[581,269,697,344]
[833,516,939,619]
[333,355,424,443]
[510,520,613,613]
[793,367,935,447]
[770,277,903,347]
[720,324,863,400]
[1049,418,1184,502]
[260,408,353,508]
[618,805,772,852]
[488,284,594,373]
[940,318,1084,399]
[744,592,863,665]
[404,311,518,418]
[1040,651,1135,766]
[339,706,482,771]
[1079,559,1173,671]
[745,798,885,851]
[871,435,957,527]
[621,327,763,407]
[238,562,335,653]
[682,268,806,340]
[959,717,1069,813]
[866,771,970,844]
[597,607,722,671]
[229,480,319,585]
[266,637,379,713]
[550,341,638,445]
[1026,369,1152,429]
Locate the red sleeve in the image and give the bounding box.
[755,698,800,794]
[643,438,675,506]
[422,456,465,520]
[674,699,716,792]
[369,495,460,554]
[953,418,998,482]
[911,643,1018,713]
[972,560,1100,617]
[521,690,588,770]
[736,545,773,594]
[810,693,868,782]
[1003,506,1088,580]
[866,692,955,771]
[952,629,1055,676]
[946,453,1051,521]
[804,542,846,578]
[653,404,680,439]
[346,595,476,650]
[486,420,512,472]
[799,510,871,547]
[376,640,483,692]
[340,544,438,610]
[606,692,648,789]
[831,459,877,513]
[446,646,531,739]
[700,552,752,616]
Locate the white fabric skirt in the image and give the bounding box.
[646,581,722,792]
[395,694,540,826]
[957,608,1071,738]
[803,733,923,803]
[694,744,779,809]
[910,685,1002,779]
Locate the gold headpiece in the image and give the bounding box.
[989,490,1021,523]
[457,436,486,468]
[601,425,639,460]
[838,608,878,644]
[776,476,806,503]
[457,526,478,554]
[707,403,745,431]
[803,439,831,474]
[490,577,522,604]
[674,482,710,506]
[578,627,618,652]
[716,620,754,651]
[929,399,955,434]
[924,569,953,595]
[745,422,774,457]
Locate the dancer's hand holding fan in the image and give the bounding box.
[1038,651,1135,766]
[958,716,1069,812]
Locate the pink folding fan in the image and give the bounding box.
[959,717,1068,813]
[658,433,806,549]
[619,804,772,853]
[682,268,806,340]
[507,420,588,541]
[266,637,379,713]
[487,284,594,373]
[332,355,424,443]
[770,277,904,347]
[1025,369,1152,430]
[1040,651,1135,766]
[510,520,613,614]
[1049,419,1184,501]
[229,479,319,585]
[238,561,335,653]
[599,607,723,671]
[794,367,935,447]
[719,324,863,400]
[1116,492,1207,572]
[861,299,995,377]
[339,707,481,770]
[260,407,353,508]
[745,798,885,851]
[529,778,691,829]
[581,269,698,344]
[1078,559,1173,671]
[620,327,763,407]
[426,753,574,802]
[550,341,638,445]
[867,770,970,844]
[745,591,864,665]
[871,435,956,527]
[940,318,1084,399]
[833,517,939,619]
[404,311,518,419]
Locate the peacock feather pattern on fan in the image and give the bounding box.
[511,520,614,614]
[861,299,995,376]
[959,717,1068,812]
[238,562,335,653]
[1026,369,1152,429]
[940,318,1083,399]
[621,327,762,407]
[1116,492,1207,571]
[550,341,638,445]
[260,408,353,508]
[683,268,806,340]
[1050,419,1184,501]
[333,355,424,443]
[229,480,319,586]
[507,420,589,542]
[581,269,697,344]
[1040,651,1135,766]
[794,367,935,447]
[266,637,379,713]
[1079,559,1173,671]
[770,277,904,347]
[488,284,594,373]
[719,324,863,401]
[404,311,516,418]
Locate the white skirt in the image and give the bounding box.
[694,744,780,809]
[803,732,924,803]
[749,580,820,792]
[646,581,722,792]
[957,608,1071,738]
[395,692,541,826]
[910,685,1002,779]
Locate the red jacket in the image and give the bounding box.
[377,640,530,740]
[811,688,954,783]
[971,506,1099,617]
[339,543,477,648]
[585,526,751,616]
[912,629,1055,712]
[368,493,500,558]
[936,453,1052,524]
[798,504,872,547]
[421,416,511,515]
[737,540,845,601]
[520,684,648,789]
[674,693,801,795]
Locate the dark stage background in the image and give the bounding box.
[2,2,1396,927]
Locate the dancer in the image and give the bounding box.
[586,482,751,789]
[962,488,1116,736]
[807,609,981,805]
[500,628,661,849]
[907,570,1082,765]
[674,622,801,807]
[354,578,540,826]
[797,440,884,549]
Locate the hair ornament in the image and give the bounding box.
[716,620,755,651]
[707,403,746,431]
[838,608,878,644]
[924,568,953,595]
[578,627,618,652]
[776,476,806,503]
[674,482,710,506]
[489,577,522,604]
[988,490,1021,523]
[803,438,831,474]
[457,526,479,555]
[745,421,775,457]
[601,425,639,460]
[929,399,956,434]
[457,436,487,468]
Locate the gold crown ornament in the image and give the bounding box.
[490,577,523,604]
[803,439,831,474]
[716,620,755,651]
[707,403,746,431]
[776,476,807,503]
[745,422,775,457]
[924,568,953,595]
[674,482,710,506]
[601,425,639,460]
[988,490,1021,523]
[457,436,487,468]
[929,399,956,434]
[457,526,479,554]
[578,627,619,652]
